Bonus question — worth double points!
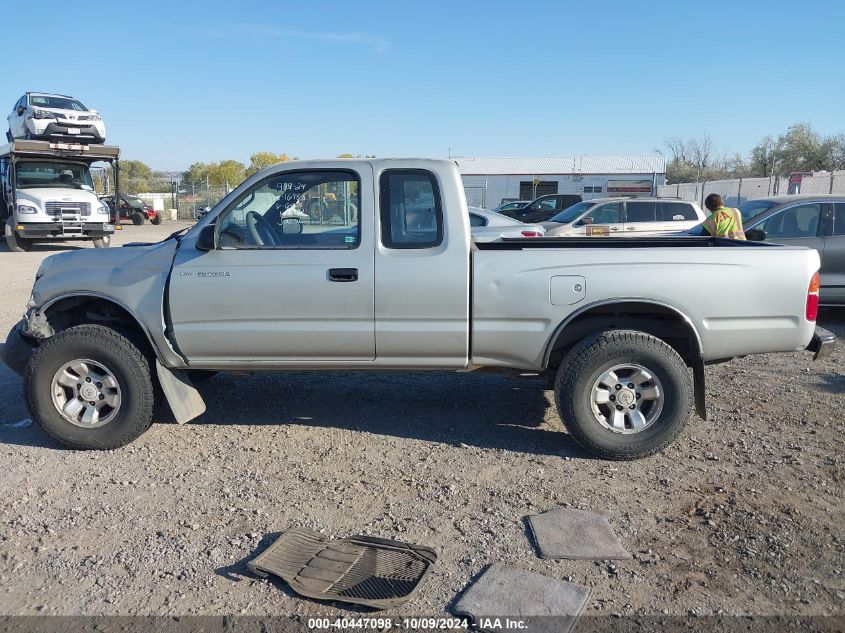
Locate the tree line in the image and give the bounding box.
[110,152,377,194]
[110,121,845,193]
[663,122,845,184]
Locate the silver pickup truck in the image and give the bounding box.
[1,159,835,459]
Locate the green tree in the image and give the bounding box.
[208,160,246,187]
[245,151,290,177]
[116,159,155,193]
[182,161,211,185]
[749,123,845,177]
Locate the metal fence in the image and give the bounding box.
[173,180,233,221]
[656,170,845,207]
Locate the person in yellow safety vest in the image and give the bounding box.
[701,193,746,239]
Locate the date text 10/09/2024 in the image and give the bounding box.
[307,617,529,629]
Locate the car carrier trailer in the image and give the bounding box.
[0,140,121,252]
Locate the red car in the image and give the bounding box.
[99,194,161,225]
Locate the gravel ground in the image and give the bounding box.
[0,222,842,623]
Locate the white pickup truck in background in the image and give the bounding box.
[1,159,835,459]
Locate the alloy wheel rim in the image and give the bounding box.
[590,363,664,434]
[50,358,121,428]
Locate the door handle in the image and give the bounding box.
[626,227,636,230]
[611,226,620,231]
[328,268,358,282]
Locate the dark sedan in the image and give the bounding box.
[498,194,583,223]
[740,195,845,305]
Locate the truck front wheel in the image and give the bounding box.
[555,329,692,460]
[4,219,33,252]
[92,236,111,248]
[24,325,155,450]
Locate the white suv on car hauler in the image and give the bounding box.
[7,93,106,144]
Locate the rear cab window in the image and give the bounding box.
[379,170,443,248]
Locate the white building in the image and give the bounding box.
[455,155,667,208]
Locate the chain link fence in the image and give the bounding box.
[172,180,233,221]
[657,170,845,207]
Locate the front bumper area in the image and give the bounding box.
[806,326,836,360]
[28,121,105,144]
[1,321,35,376]
[16,222,114,239]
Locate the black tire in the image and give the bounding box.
[131,212,145,225]
[554,329,692,460]
[5,219,33,252]
[24,325,155,450]
[150,213,162,225]
[92,236,110,248]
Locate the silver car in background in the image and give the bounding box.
[468,206,544,241]
[540,197,705,237]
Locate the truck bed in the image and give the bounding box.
[470,238,819,369]
[475,236,781,249]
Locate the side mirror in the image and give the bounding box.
[281,218,303,235]
[196,224,216,250]
[744,228,767,241]
[16,106,24,115]
[580,217,594,225]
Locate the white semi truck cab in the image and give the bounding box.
[0,140,120,252]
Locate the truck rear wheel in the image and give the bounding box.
[24,324,155,450]
[92,236,111,248]
[5,219,33,252]
[554,329,692,460]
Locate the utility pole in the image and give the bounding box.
[831,159,845,194]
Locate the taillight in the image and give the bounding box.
[521,230,542,237]
[806,272,820,321]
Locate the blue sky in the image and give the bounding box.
[6,0,843,171]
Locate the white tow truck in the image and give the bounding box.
[0,140,121,252]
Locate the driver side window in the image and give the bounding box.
[216,170,360,249]
[756,203,821,239]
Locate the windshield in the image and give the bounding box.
[16,161,94,190]
[29,95,88,111]
[738,199,779,222]
[548,200,597,223]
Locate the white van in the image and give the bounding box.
[539,197,705,237]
